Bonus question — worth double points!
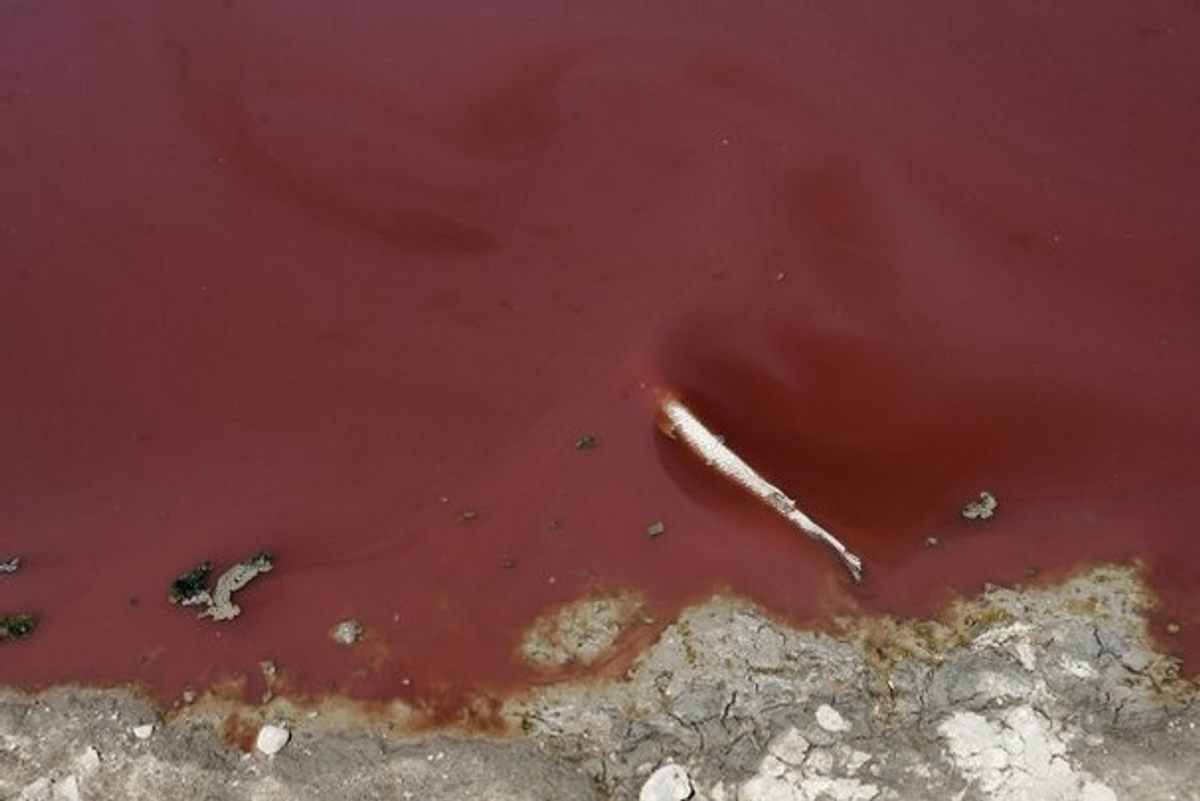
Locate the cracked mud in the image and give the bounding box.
[2,565,1197,800]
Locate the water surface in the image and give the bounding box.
[2,1,1198,711]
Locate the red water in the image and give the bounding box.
[2,2,1199,713]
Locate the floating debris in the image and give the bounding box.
[458,508,478,523]
[0,613,38,641]
[329,618,363,647]
[575,433,600,451]
[645,521,667,539]
[0,556,20,574]
[925,536,940,548]
[962,491,998,521]
[1166,622,1182,635]
[658,394,864,582]
[200,553,274,621]
[169,554,274,622]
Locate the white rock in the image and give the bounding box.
[18,777,51,801]
[806,748,835,775]
[255,724,290,756]
[843,748,872,775]
[768,728,810,766]
[1080,782,1118,801]
[52,776,80,801]
[76,747,100,772]
[639,763,693,801]
[132,724,155,740]
[938,706,1100,801]
[815,704,851,733]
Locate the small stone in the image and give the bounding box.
[924,536,939,547]
[1080,782,1118,801]
[19,777,51,799]
[639,763,694,801]
[645,521,667,539]
[458,508,477,523]
[575,434,600,451]
[255,724,290,756]
[768,728,810,765]
[0,556,20,573]
[805,748,834,774]
[180,689,197,705]
[815,703,851,733]
[76,747,100,772]
[330,619,363,646]
[1166,622,1181,635]
[132,724,155,740]
[53,776,81,801]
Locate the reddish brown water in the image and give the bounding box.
[2,2,1199,712]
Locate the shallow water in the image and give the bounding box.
[2,1,1198,712]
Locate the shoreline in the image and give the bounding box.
[3,562,1196,800]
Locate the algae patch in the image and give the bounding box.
[520,592,644,669]
[2,558,38,642]
[0,613,37,641]
[170,561,214,606]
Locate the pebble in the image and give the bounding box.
[815,704,851,733]
[53,776,81,801]
[255,724,290,756]
[76,747,100,772]
[639,763,693,801]
[132,724,155,740]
